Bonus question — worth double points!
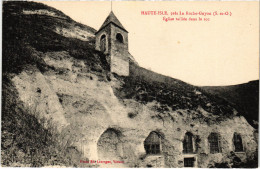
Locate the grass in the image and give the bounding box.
[114,65,234,120]
[201,81,259,128]
[2,1,109,75]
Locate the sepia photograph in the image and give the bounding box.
[1,0,259,168]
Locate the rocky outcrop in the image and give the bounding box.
[10,51,257,167]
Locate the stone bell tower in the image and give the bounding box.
[95,11,129,76]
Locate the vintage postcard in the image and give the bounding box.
[1,0,259,168]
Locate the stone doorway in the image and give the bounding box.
[97,128,125,167]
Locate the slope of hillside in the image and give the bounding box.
[1,1,246,125]
[2,1,109,75]
[115,65,235,120]
[1,1,258,168]
[2,1,106,167]
[201,80,259,128]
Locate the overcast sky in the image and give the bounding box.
[41,1,259,86]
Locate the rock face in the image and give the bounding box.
[1,1,258,168]
[10,60,257,167]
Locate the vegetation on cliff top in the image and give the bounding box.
[114,65,235,120]
[2,1,109,75]
[201,80,259,128]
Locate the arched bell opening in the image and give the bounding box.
[116,33,124,43]
[100,34,107,52]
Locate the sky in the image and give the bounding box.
[41,1,259,86]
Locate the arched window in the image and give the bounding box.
[116,33,123,43]
[233,133,243,152]
[208,132,221,153]
[100,34,106,52]
[144,131,161,154]
[183,132,193,153]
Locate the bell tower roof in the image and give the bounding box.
[95,11,128,34]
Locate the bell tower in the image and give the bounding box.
[95,11,129,76]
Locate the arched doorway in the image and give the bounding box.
[97,128,123,161]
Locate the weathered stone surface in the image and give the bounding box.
[11,51,257,167]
